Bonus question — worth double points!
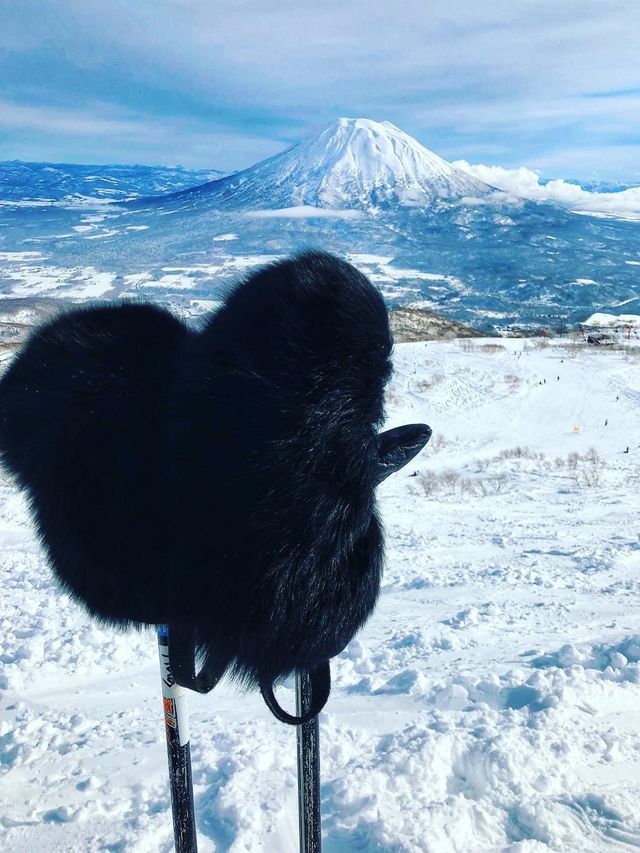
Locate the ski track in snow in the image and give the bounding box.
[1,337,640,851]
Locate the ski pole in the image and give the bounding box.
[157,625,198,852]
[296,671,322,853]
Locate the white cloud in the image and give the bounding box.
[245,206,361,219]
[2,1,640,173]
[453,160,640,220]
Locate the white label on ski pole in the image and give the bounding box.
[158,636,191,747]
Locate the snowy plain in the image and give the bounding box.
[1,335,640,852]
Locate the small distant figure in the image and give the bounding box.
[557,376,560,381]
[616,396,619,401]
[543,378,546,384]
[604,419,608,426]
[624,446,629,454]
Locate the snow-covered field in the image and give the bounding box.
[1,336,640,851]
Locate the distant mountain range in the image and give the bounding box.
[0,118,638,333]
[0,161,224,204]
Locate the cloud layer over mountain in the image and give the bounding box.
[454,161,640,220]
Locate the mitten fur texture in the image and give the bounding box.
[0,251,393,687]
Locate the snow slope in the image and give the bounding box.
[160,118,491,211]
[1,337,640,851]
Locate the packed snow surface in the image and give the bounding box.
[1,337,640,851]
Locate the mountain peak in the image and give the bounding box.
[285,117,490,208]
[175,118,491,211]
[325,116,401,133]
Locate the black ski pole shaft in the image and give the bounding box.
[157,625,198,853]
[296,671,322,853]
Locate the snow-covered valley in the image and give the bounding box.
[2,119,640,334]
[1,335,639,851]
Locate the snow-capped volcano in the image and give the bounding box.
[171,118,491,211]
[288,117,491,207]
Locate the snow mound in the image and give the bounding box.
[582,312,640,328]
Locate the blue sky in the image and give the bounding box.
[1,0,639,180]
